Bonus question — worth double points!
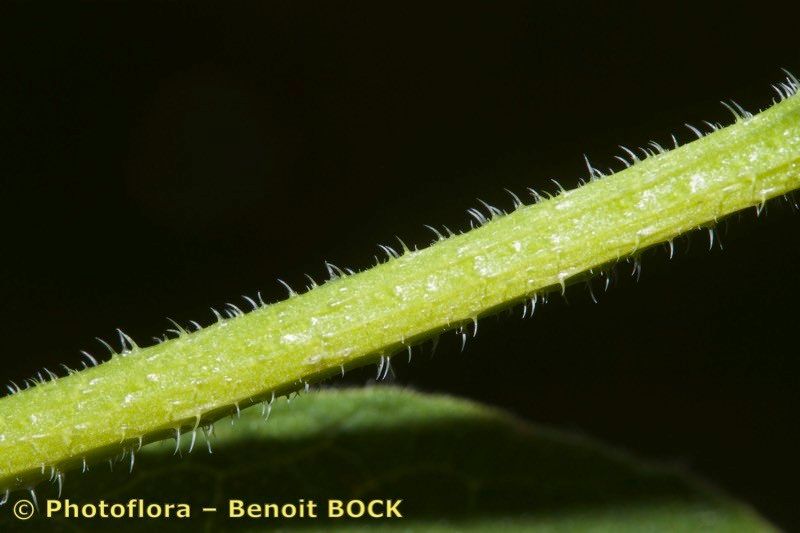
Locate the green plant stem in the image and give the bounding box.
[2,90,799,495]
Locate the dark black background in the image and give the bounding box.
[2,2,799,528]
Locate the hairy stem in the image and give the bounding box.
[2,85,799,495]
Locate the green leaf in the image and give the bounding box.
[3,388,772,531]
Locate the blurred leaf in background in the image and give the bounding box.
[3,388,772,532]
